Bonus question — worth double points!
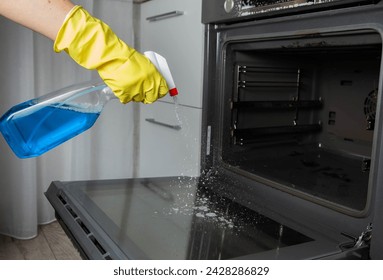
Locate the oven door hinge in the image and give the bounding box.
[342,223,372,248]
[337,223,372,259]
[354,223,373,248]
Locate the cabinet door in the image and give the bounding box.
[138,102,202,178]
[139,0,204,108]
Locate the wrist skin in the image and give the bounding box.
[0,0,75,40]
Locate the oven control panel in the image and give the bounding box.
[237,0,339,15]
[202,0,376,23]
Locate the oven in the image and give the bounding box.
[200,0,383,259]
[45,0,383,259]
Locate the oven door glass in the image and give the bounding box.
[46,177,342,260]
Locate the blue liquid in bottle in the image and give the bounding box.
[0,101,100,158]
[0,82,114,158]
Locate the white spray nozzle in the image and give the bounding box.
[144,51,178,96]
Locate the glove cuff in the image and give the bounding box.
[53,5,82,53]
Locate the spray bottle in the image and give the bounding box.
[0,52,178,159]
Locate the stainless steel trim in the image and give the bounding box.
[146,10,184,22]
[206,125,211,155]
[145,118,182,130]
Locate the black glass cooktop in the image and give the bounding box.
[45,177,340,260]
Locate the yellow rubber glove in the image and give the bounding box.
[53,6,169,104]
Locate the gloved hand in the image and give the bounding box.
[53,5,169,104]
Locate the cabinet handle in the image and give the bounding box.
[145,118,182,130]
[146,10,184,22]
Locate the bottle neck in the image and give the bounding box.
[101,86,118,102]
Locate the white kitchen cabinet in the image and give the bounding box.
[138,102,202,177]
[137,0,204,178]
[139,0,204,108]
[137,99,203,178]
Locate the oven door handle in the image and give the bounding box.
[145,118,182,130]
[146,10,184,22]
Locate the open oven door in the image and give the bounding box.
[45,177,361,260]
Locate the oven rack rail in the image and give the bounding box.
[231,99,322,110]
[232,123,322,145]
[236,65,301,90]
[237,65,299,74]
[237,80,299,88]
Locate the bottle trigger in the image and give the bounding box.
[144,51,178,96]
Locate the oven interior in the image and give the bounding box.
[220,30,382,213]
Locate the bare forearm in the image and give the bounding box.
[0,0,75,40]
